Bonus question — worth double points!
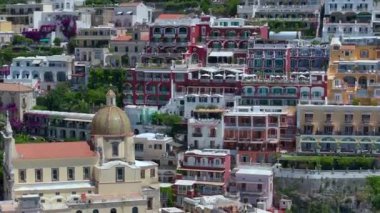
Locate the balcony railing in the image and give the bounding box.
[192,132,203,137]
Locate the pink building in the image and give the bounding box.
[174,149,231,207]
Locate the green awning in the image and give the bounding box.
[39,38,50,43]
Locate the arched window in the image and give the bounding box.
[93,210,99,213]
[110,208,117,213]
[132,207,138,213]
[76,211,82,213]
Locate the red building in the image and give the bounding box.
[142,15,269,67]
[173,149,231,207]
[123,64,244,107]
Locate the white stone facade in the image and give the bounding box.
[9,55,73,91]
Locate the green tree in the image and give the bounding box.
[226,0,239,16]
[12,35,33,46]
[66,39,76,54]
[53,37,61,47]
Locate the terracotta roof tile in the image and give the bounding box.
[0,83,33,92]
[156,14,186,20]
[16,142,97,160]
[112,34,133,41]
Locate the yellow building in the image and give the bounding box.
[1,90,160,212]
[297,105,380,154]
[327,36,380,105]
[0,21,12,32]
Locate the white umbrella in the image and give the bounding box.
[276,75,281,78]
[299,75,306,78]
[227,74,235,77]
[201,73,210,77]
[214,74,223,77]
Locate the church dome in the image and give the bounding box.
[91,90,131,136]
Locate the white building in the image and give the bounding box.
[113,2,153,27]
[187,109,224,149]
[134,133,177,166]
[9,55,73,91]
[125,105,159,134]
[228,166,274,210]
[183,195,242,212]
[373,1,380,35]
[42,0,75,11]
[323,0,374,41]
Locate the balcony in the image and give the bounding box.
[182,176,223,182]
[225,122,236,127]
[198,189,224,195]
[253,123,266,128]
[238,122,252,127]
[180,162,225,169]
[192,132,203,137]
[268,122,278,127]
[239,189,264,196]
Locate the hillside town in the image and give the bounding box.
[0,0,380,212]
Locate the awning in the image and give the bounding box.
[174,180,196,186]
[209,51,234,57]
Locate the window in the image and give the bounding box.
[344,114,353,123]
[154,144,162,150]
[55,192,60,195]
[93,210,99,213]
[305,114,313,122]
[125,46,129,52]
[114,46,118,52]
[110,208,117,213]
[83,167,90,180]
[147,198,153,210]
[326,114,332,122]
[51,168,59,181]
[132,207,138,213]
[362,114,371,123]
[141,170,145,179]
[19,169,26,183]
[35,169,43,182]
[199,97,208,103]
[67,167,75,180]
[57,199,62,203]
[135,144,144,152]
[76,210,82,213]
[360,50,369,58]
[135,47,138,52]
[150,168,155,178]
[112,143,119,157]
[116,167,124,182]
